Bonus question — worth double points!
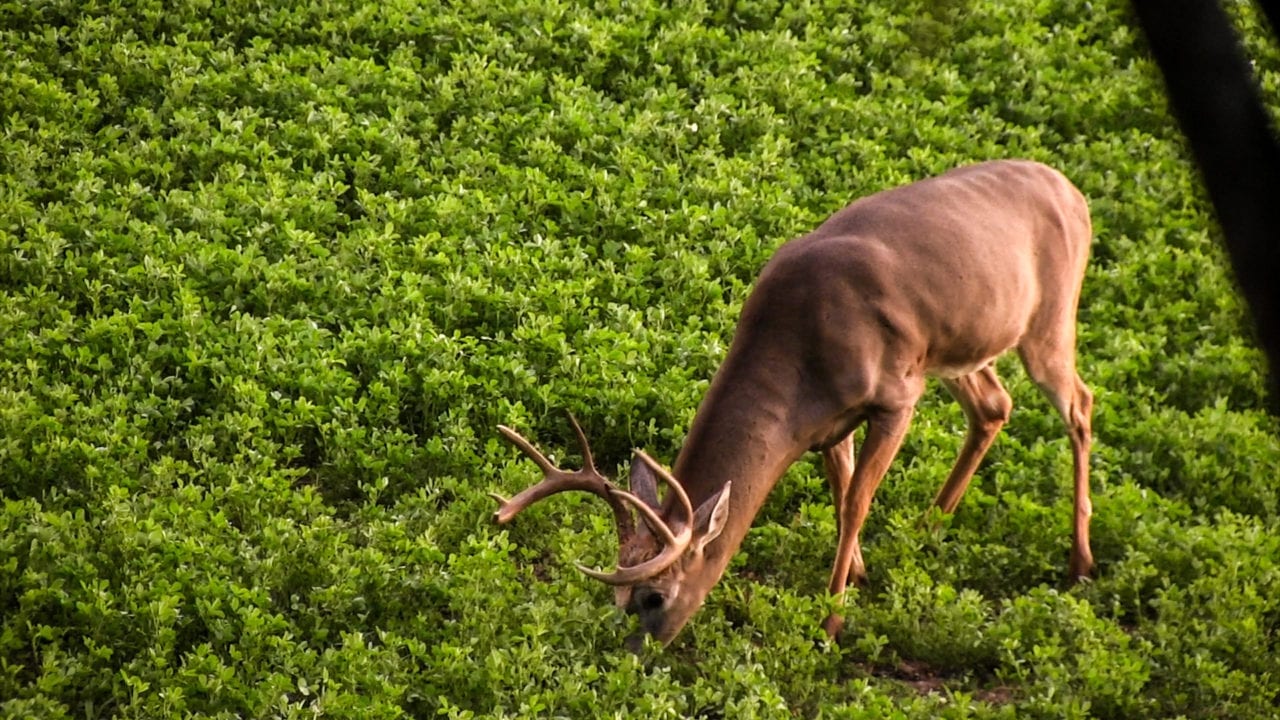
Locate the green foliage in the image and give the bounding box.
[2,0,1279,716]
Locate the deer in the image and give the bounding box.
[490,159,1095,648]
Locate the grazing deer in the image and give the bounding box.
[491,159,1094,647]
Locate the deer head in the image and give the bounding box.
[491,414,732,647]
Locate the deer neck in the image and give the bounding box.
[671,351,813,577]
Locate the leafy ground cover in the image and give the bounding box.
[2,0,1278,717]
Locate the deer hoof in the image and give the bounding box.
[821,612,845,640]
[1067,556,1095,584]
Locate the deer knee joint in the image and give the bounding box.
[977,389,1012,432]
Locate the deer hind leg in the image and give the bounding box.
[823,405,915,639]
[821,433,858,586]
[932,365,1013,515]
[1017,343,1095,581]
[824,430,855,548]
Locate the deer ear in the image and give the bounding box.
[628,453,662,509]
[692,482,731,554]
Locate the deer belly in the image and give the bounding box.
[926,354,1001,379]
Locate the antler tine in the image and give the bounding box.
[573,451,695,586]
[611,489,679,547]
[492,420,635,537]
[633,449,695,530]
[493,419,699,586]
[497,424,559,475]
[575,523,691,585]
[564,411,597,475]
[575,499,693,585]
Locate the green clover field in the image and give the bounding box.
[2,0,1278,717]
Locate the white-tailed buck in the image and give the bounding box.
[492,159,1094,647]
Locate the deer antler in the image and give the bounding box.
[492,414,694,585]
[491,413,633,535]
[574,449,694,586]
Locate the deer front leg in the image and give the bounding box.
[823,405,915,639]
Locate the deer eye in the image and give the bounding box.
[635,588,665,612]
